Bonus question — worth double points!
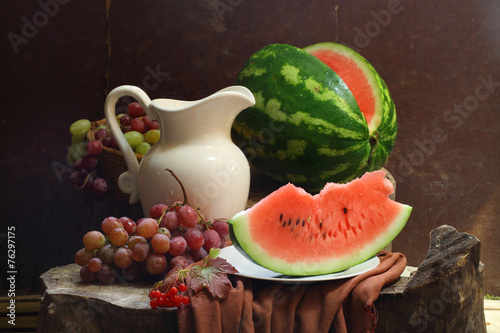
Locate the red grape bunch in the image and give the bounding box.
[75,204,230,287]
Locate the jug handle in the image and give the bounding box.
[104,85,153,204]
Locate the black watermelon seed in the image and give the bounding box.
[279,213,283,221]
[282,221,286,227]
[323,233,326,239]
[319,222,323,229]
[296,219,300,225]
[302,220,305,227]
[343,207,348,214]
[288,219,292,226]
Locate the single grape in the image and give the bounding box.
[136,218,159,239]
[123,130,144,148]
[128,235,147,250]
[88,257,103,273]
[79,265,96,283]
[96,264,116,284]
[135,141,151,155]
[168,236,187,256]
[149,121,160,130]
[159,210,178,231]
[72,158,83,170]
[75,247,95,266]
[67,141,88,164]
[93,178,108,195]
[131,117,146,133]
[182,253,194,265]
[70,119,91,136]
[184,228,204,250]
[149,203,168,219]
[83,231,105,250]
[142,116,153,127]
[202,229,220,252]
[69,170,84,187]
[101,136,113,147]
[211,219,229,238]
[97,244,117,265]
[178,205,199,228]
[101,216,123,235]
[82,155,98,170]
[151,233,170,254]
[113,247,133,268]
[189,247,208,262]
[170,256,189,270]
[157,227,171,239]
[87,139,103,156]
[119,216,137,236]
[146,253,167,275]
[120,114,132,126]
[71,133,86,144]
[128,101,146,117]
[144,129,160,144]
[109,228,129,247]
[131,242,150,262]
[94,128,109,140]
[220,236,226,248]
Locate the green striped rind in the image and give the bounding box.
[229,203,412,276]
[233,44,373,191]
[303,42,397,173]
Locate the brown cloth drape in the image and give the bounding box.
[177,251,407,333]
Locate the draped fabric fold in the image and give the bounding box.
[178,251,406,333]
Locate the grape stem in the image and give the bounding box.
[74,172,95,190]
[165,168,189,205]
[165,168,205,223]
[153,267,191,294]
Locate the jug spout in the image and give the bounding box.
[206,85,255,123]
[217,85,255,110]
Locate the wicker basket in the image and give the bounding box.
[87,119,144,202]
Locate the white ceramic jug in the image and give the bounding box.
[104,85,255,219]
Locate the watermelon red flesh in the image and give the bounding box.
[229,170,412,276]
[304,42,391,135]
[308,49,377,130]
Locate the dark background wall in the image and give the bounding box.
[2,0,499,296]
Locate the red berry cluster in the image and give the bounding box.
[149,284,190,309]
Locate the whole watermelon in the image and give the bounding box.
[232,43,397,191]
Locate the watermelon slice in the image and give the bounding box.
[229,170,412,276]
[304,42,393,135]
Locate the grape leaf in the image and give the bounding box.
[188,248,239,299]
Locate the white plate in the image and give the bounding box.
[218,246,380,283]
